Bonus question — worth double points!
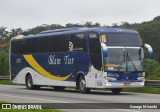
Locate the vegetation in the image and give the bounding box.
[123,87,160,94]
[0,80,24,85]
[0,16,160,79]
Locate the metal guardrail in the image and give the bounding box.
[0,76,160,87]
[145,80,160,87]
[0,76,10,80]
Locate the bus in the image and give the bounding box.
[10,27,153,94]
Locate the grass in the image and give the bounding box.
[123,87,160,94]
[0,101,62,112]
[0,80,24,86]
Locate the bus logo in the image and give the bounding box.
[89,34,97,38]
[69,42,74,51]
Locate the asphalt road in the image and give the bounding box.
[0,85,160,112]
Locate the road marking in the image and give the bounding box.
[116,109,142,112]
[0,94,69,103]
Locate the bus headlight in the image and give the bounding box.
[137,73,144,81]
[138,73,143,77]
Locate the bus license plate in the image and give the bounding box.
[124,82,131,86]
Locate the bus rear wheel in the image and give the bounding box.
[26,75,40,90]
[78,75,90,94]
[111,88,122,94]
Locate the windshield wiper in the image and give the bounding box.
[126,51,138,71]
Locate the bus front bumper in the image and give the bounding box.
[104,81,145,88]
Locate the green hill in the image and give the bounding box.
[0,16,160,79]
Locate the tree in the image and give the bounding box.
[9,28,23,38]
[0,48,9,75]
[144,59,160,80]
[94,22,101,27]
[0,26,9,39]
[153,16,160,21]
[121,22,131,29]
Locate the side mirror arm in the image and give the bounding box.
[144,44,153,58]
[101,43,108,57]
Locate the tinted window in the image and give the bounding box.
[60,35,71,52]
[11,33,87,54]
[11,40,19,54]
[71,33,87,52]
[27,38,38,53]
[49,35,61,52]
[19,39,27,54]
[88,33,102,70]
[37,37,50,53]
[105,33,142,46]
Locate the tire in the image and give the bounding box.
[54,86,65,91]
[111,88,122,94]
[78,75,90,94]
[26,75,40,90]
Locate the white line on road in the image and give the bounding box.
[0,93,69,103]
[116,109,142,112]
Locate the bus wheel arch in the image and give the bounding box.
[25,73,40,90]
[76,73,90,94]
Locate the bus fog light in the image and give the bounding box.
[106,83,111,86]
[141,82,144,86]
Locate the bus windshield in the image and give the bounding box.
[105,33,142,47]
[104,47,144,72]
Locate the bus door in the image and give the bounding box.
[88,33,102,88]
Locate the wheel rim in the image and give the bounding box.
[80,79,86,90]
[27,78,31,88]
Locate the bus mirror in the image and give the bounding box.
[101,43,108,57]
[144,44,153,58]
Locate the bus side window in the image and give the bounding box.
[49,36,61,52]
[37,37,50,53]
[71,33,87,52]
[16,40,21,54]
[11,40,19,54]
[26,38,38,54]
[61,34,71,52]
[20,39,28,54]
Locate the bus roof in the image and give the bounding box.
[12,27,138,40]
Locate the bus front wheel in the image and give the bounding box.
[111,88,122,94]
[26,75,40,90]
[78,75,90,94]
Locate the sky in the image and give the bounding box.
[0,0,160,30]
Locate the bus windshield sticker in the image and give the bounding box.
[89,33,97,38]
[76,34,85,39]
[69,41,74,51]
[101,35,106,42]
